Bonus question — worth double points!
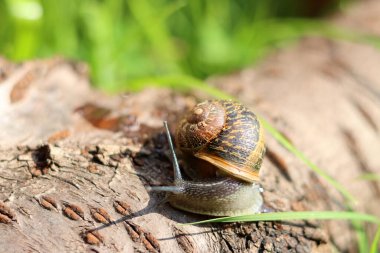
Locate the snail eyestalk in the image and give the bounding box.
[147,122,184,194]
[163,121,183,182]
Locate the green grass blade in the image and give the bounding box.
[353,220,370,253]
[370,225,380,253]
[260,119,356,205]
[184,211,380,225]
[128,74,234,100]
[356,173,380,181]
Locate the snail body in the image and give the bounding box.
[168,178,263,216]
[150,100,265,216]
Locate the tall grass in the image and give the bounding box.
[0,0,354,91]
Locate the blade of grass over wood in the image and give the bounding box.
[356,173,380,181]
[370,225,380,253]
[353,220,370,253]
[260,119,356,205]
[260,119,367,250]
[184,211,380,225]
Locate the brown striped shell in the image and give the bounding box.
[175,100,265,183]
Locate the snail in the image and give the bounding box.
[149,100,265,216]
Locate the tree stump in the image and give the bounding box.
[1,2,380,252]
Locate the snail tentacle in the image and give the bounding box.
[148,122,184,193]
[164,121,183,182]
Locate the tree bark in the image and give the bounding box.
[1,2,380,252]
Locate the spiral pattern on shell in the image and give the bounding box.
[176,101,225,152]
[175,100,265,183]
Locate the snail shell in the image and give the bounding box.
[175,100,265,183]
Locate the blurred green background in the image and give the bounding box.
[0,0,356,91]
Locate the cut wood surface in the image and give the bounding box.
[1,2,380,252]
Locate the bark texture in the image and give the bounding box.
[1,1,380,252]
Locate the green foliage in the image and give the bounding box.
[1,0,355,91]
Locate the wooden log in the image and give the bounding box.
[1,2,380,252]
